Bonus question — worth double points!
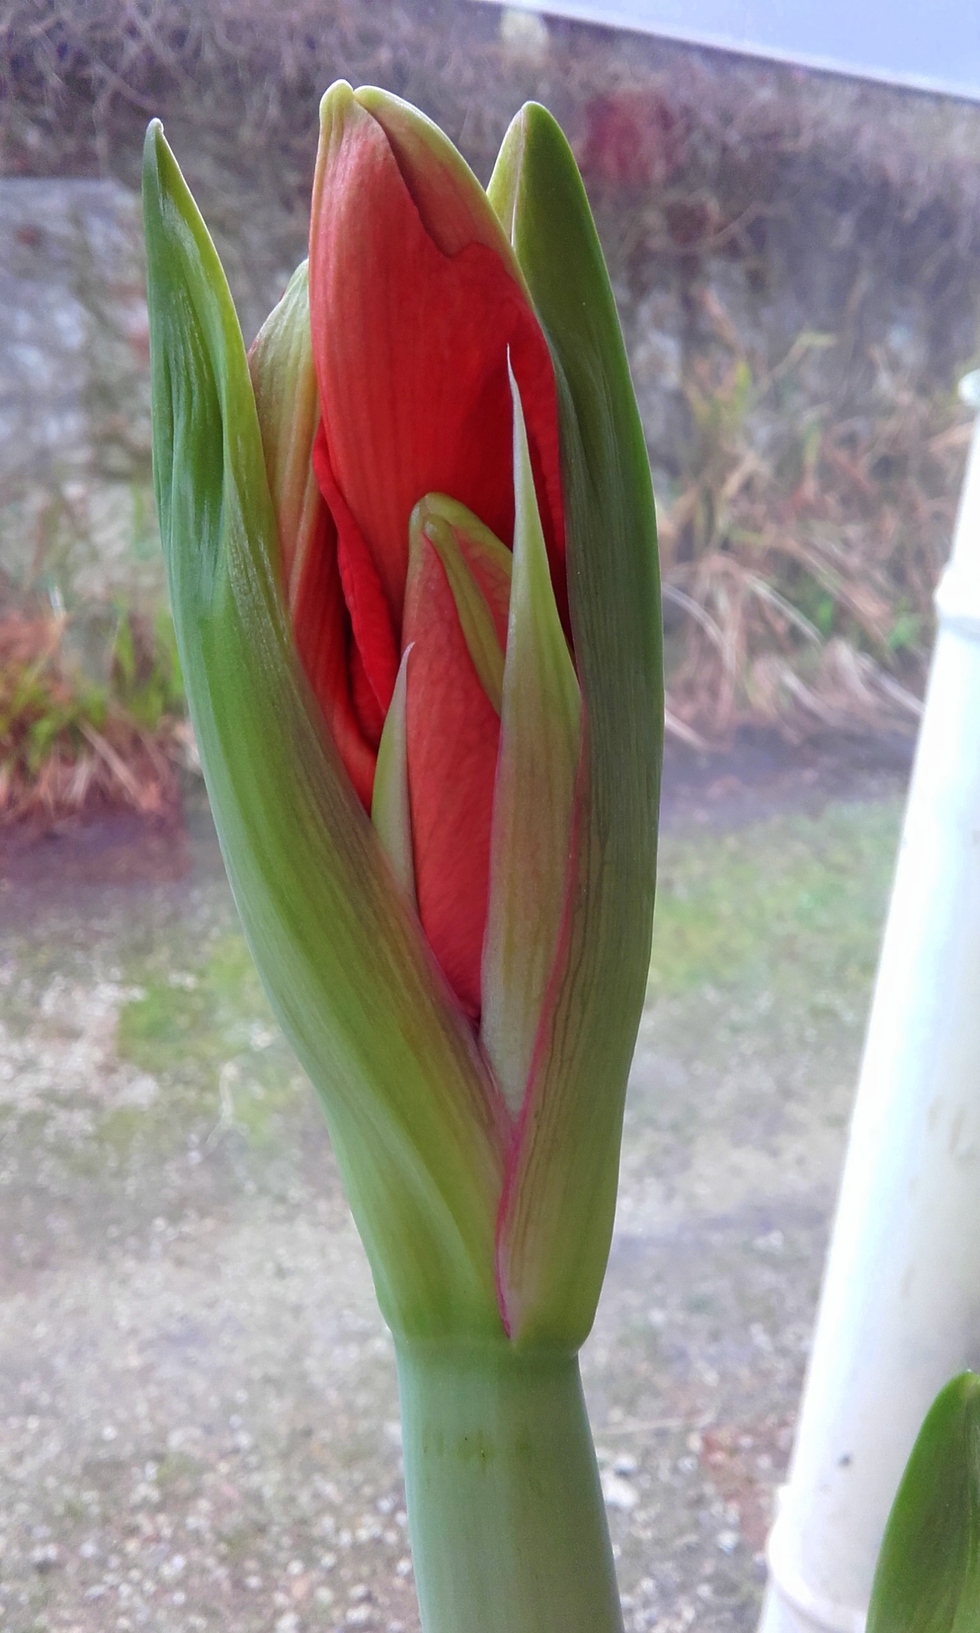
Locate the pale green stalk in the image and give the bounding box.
[397,1338,622,1633]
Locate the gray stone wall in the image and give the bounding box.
[0,178,160,623]
[2,50,978,643]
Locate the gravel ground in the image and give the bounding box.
[0,746,908,1633]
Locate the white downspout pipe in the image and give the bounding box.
[758,374,980,1633]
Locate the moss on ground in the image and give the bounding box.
[650,799,902,1003]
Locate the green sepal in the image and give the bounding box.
[142,119,505,1341]
[372,644,416,905]
[247,258,321,605]
[868,1373,980,1633]
[410,495,512,714]
[480,366,581,1117]
[489,105,663,1345]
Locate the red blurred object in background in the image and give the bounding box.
[579,90,685,188]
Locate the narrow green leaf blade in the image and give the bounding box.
[247,258,322,603]
[480,365,581,1117]
[869,1373,980,1633]
[490,105,663,1345]
[143,120,504,1340]
[372,644,416,904]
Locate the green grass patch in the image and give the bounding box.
[115,933,300,1145]
[108,796,903,1158]
[650,798,902,1003]
[116,935,264,1074]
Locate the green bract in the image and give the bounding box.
[142,120,504,1342]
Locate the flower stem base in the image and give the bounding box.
[395,1336,624,1633]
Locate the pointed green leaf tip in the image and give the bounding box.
[372,645,416,904]
[247,257,322,605]
[868,1372,980,1633]
[489,104,662,1345]
[481,365,581,1117]
[141,118,504,1341]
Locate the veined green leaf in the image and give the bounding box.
[480,366,581,1117]
[372,644,416,905]
[489,105,663,1346]
[868,1373,980,1633]
[142,119,504,1340]
[409,495,512,713]
[247,258,322,607]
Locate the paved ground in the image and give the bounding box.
[0,733,912,1633]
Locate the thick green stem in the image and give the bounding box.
[395,1336,624,1633]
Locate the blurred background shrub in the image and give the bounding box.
[2,0,980,814]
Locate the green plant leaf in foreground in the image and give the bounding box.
[489,102,663,1346]
[142,119,505,1342]
[868,1372,980,1633]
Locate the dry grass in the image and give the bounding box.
[658,309,971,745]
[5,0,980,188]
[3,0,980,752]
[0,0,490,186]
[0,611,189,827]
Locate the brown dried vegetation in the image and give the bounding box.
[658,320,971,745]
[3,0,980,755]
[0,610,188,827]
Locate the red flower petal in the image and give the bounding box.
[289,499,378,810]
[312,423,399,738]
[403,531,502,1020]
[309,91,565,637]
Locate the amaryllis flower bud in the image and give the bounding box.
[143,85,661,1633]
[254,82,571,1023]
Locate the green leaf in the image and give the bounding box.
[142,119,504,1340]
[868,1373,980,1633]
[247,258,324,605]
[489,104,663,1345]
[372,644,416,905]
[480,366,581,1117]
